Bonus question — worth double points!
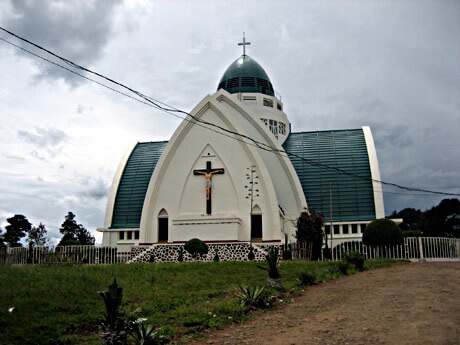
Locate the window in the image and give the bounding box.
[277,103,282,111]
[241,77,255,87]
[263,98,274,107]
[134,231,140,240]
[343,225,349,234]
[278,122,286,135]
[119,231,125,240]
[333,225,340,235]
[127,231,133,240]
[351,224,358,234]
[227,77,239,88]
[260,118,268,125]
[269,119,278,136]
[325,225,330,235]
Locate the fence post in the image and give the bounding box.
[417,237,424,259]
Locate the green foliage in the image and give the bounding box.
[213,247,220,262]
[184,238,209,258]
[0,229,6,248]
[298,271,317,286]
[402,230,422,237]
[296,210,324,260]
[282,233,292,260]
[177,246,184,262]
[127,310,162,345]
[247,246,255,260]
[59,212,95,246]
[343,251,365,272]
[362,218,403,246]
[390,207,423,231]
[236,285,265,308]
[421,198,459,238]
[258,246,280,279]
[4,214,32,247]
[27,222,47,247]
[99,278,127,345]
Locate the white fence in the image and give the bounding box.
[326,237,460,261]
[0,245,133,265]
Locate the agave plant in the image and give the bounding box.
[257,246,282,290]
[237,285,265,308]
[129,318,162,345]
[99,278,128,345]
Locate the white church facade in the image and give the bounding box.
[98,43,384,255]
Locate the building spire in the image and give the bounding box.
[238,32,251,56]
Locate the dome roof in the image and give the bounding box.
[217,55,274,96]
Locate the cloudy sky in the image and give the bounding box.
[0,0,459,244]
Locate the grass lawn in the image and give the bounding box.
[0,259,402,344]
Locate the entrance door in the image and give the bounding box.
[251,214,262,240]
[158,217,168,242]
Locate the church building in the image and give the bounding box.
[99,39,384,256]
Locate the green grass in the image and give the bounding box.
[0,260,404,344]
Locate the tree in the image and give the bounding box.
[420,198,459,238]
[4,214,32,247]
[27,222,48,247]
[58,212,95,246]
[295,210,324,260]
[362,218,403,246]
[0,228,6,248]
[390,208,423,231]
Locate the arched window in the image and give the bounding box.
[158,209,168,243]
[251,205,262,241]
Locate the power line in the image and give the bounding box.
[1,26,459,198]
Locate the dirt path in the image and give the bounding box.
[191,262,460,345]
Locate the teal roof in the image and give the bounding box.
[217,55,274,96]
[111,141,167,228]
[283,129,376,222]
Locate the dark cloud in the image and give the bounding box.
[3,0,121,86]
[81,178,109,200]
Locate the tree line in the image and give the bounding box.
[0,211,95,248]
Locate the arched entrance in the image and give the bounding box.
[158,209,168,243]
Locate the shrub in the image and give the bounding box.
[236,285,265,308]
[362,219,403,246]
[298,271,317,286]
[248,246,255,261]
[184,238,208,259]
[177,246,184,262]
[213,247,220,262]
[343,251,365,271]
[402,230,422,237]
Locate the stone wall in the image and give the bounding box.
[128,242,282,263]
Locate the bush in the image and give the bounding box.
[343,251,365,271]
[184,238,208,259]
[298,271,317,286]
[402,230,422,237]
[362,219,403,246]
[236,285,266,308]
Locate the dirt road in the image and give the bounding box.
[191,262,460,345]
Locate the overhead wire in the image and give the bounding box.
[1,26,459,198]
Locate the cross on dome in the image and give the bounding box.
[238,32,251,56]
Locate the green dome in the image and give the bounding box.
[217,55,274,96]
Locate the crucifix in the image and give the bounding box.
[238,32,251,56]
[193,161,225,215]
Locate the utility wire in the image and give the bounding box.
[1,26,459,197]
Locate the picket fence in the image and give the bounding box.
[0,245,133,265]
[1,237,458,265]
[293,237,460,261]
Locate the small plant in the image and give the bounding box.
[236,285,265,308]
[298,271,317,286]
[177,246,184,262]
[99,278,128,345]
[128,311,162,345]
[343,251,365,271]
[258,246,282,290]
[282,234,292,260]
[213,246,220,262]
[184,238,208,259]
[248,246,255,260]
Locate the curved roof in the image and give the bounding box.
[217,55,274,96]
[111,141,167,229]
[283,129,376,222]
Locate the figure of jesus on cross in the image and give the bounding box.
[193,161,224,215]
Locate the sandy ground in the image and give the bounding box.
[190,262,460,345]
